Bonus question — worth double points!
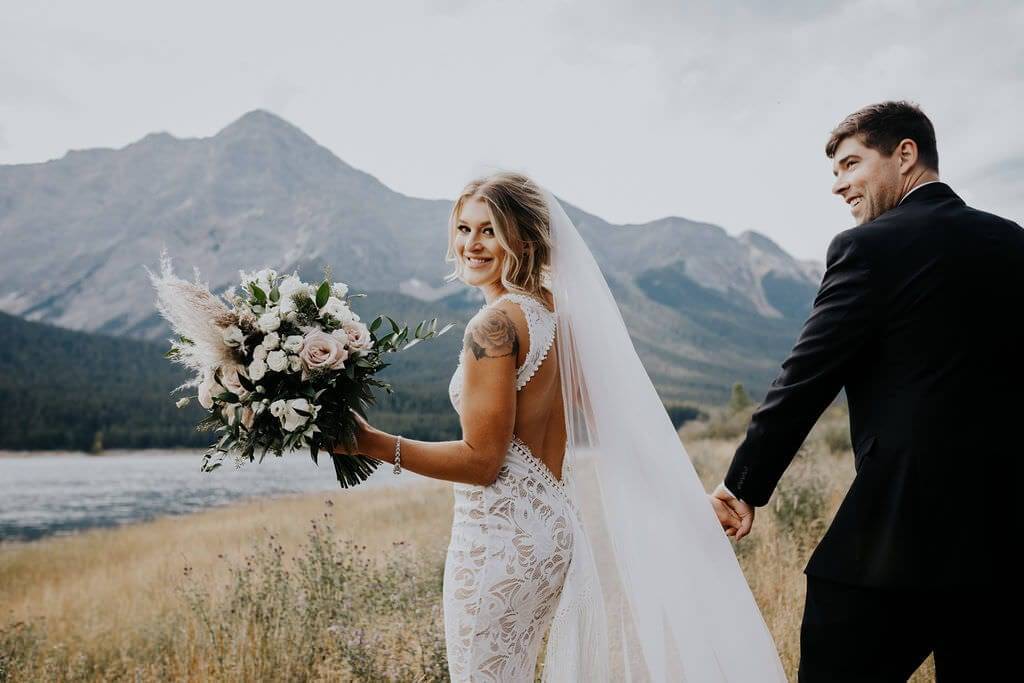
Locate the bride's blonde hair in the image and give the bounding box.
[445,171,552,297]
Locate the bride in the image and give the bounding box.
[336,172,786,681]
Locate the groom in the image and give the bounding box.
[712,101,1023,681]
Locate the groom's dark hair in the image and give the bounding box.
[826,101,939,172]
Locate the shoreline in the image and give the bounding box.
[0,448,206,458]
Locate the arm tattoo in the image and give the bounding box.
[464,308,520,361]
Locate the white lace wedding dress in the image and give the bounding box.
[444,292,598,682]
[439,189,786,682]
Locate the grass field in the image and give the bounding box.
[0,405,935,681]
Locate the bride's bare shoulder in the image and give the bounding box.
[464,301,528,362]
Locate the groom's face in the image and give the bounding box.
[831,135,903,225]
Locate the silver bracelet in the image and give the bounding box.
[392,435,402,475]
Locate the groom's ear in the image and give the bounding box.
[896,138,920,173]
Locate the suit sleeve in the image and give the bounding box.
[724,231,875,506]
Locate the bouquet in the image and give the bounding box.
[148,253,450,487]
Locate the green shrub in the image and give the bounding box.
[664,402,707,429]
[822,424,852,454]
[771,453,829,544]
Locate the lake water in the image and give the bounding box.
[0,450,417,542]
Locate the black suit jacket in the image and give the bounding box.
[725,182,1024,588]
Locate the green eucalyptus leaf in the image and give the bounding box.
[251,284,267,304]
[316,281,331,308]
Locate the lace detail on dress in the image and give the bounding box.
[444,437,575,682]
[444,291,592,681]
[448,292,556,413]
[493,293,556,391]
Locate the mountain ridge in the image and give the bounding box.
[0,109,821,401]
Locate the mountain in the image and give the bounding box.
[0,109,822,403]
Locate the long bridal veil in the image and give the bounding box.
[542,188,787,682]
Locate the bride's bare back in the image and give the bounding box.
[460,290,565,482]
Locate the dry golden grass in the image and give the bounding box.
[685,405,934,682]
[1,408,936,681]
[1,481,453,681]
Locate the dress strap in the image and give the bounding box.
[492,292,557,391]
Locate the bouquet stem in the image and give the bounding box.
[330,453,381,488]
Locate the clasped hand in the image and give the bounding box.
[708,483,755,541]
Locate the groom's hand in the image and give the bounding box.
[709,495,742,537]
[712,483,756,541]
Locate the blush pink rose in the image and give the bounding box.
[340,320,373,353]
[219,364,250,399]
[299,330,349,372]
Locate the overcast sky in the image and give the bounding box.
[1,0,1021,260]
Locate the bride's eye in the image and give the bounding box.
[483,228,495,236]
[457,225,470,233]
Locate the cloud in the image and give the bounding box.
[0,0,1020,259]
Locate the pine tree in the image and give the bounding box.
[729,382,751,413]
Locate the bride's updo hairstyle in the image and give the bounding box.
[446,171,553,297]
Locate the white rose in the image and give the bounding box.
[279,398,309,432]
[221,325,244,347]
[282,335,304,353]
[175,397,191,408]
[281,410,304,432]
[253,344,269,361]
[266,349,289,373]
[288,355,302,373]
[270,399,288,418]
[332,282,349,298]
[198,373,225,410]
[255,268,277,290]
[248,358,267,381]
[262,331,280,350]
[277,275,304,312]
[257,310,281,333]
[319,296,353,323]
[274,274,301,299]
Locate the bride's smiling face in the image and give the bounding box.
[454,196,506,288]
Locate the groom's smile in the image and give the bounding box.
[831,135,903,225]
